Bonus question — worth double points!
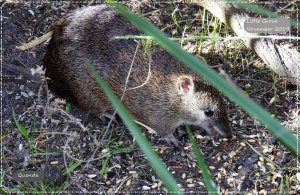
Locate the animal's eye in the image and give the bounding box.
[204,109,214,117]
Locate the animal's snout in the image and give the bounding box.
[213,122,232,139]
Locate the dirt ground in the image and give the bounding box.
[2,0,299,194]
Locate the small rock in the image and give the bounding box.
[28,10,34,16]
[129,171,136,174]
[232,173,238,176]
[101,148,109,154]
[142,186,150,190]
[198,181,204,186]
[18,143,23,151]
[259,189,267,194]
[245,83,251,88]
[151,176,156,181]
[186,178,193,183]
[151,183,158,189]
[20,92,29,98]
[28,91,34,96]
[209,166,216,170]
[50,161,59,165]
[126,179,131,186]
[158,181,163,187]
[296,173,300,181]
[87,174,97,178]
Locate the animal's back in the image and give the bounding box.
[43,4,232,141]
[44,5,187,118]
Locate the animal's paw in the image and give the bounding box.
[97,113,119,125]
[159,134,182,149]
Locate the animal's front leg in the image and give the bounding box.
[159,133,182,148]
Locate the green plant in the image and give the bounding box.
[66,103,71,113]
[185,125,218,194]
[63,161,83,175]
[199,8,206,55]
[141,39,154,59]
[209,16,219,53]
[171,7,180,29]
[100,132,136,175]
[12,110,36,160]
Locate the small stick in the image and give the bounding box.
[3,62,41,82]
[17,31,53,51]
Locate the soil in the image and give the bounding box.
[2,0,299,194]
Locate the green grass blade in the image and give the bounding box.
[65,103,71,113]
[185,125,218,194]
[99,156,111,175]
[0,187,7,195]
[63,160,83,175]
[86,62,182,194]
[12,110,29,141]
[279,175,284,194]
[108,2,299,157]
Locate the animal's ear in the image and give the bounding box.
[177,76,195,95]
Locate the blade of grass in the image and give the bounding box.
[86,62,182,194]
[12,110,29,141]
[12,110,36,160]
[108,1,299,157]
[185,124,218,194]
[0,187,7,195]
[66,103,71,113]
[63,160,83,175]
[279,175,284,194]
[99,156,111,176]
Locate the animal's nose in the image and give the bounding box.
[221,126,232,139]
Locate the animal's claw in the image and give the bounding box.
[159,134,182,149]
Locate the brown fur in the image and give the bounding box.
[43,5,232,143]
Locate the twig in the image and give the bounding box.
[133,120,157,135]
[33,132,75,143]
[276,0,299,13]
[62,132,79,174]
[245,141,279,169]
[114,175,133,193]
[181,25,188,47]
[16,31,53,51]
[58,108,88,132]
[143,9,160,17]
